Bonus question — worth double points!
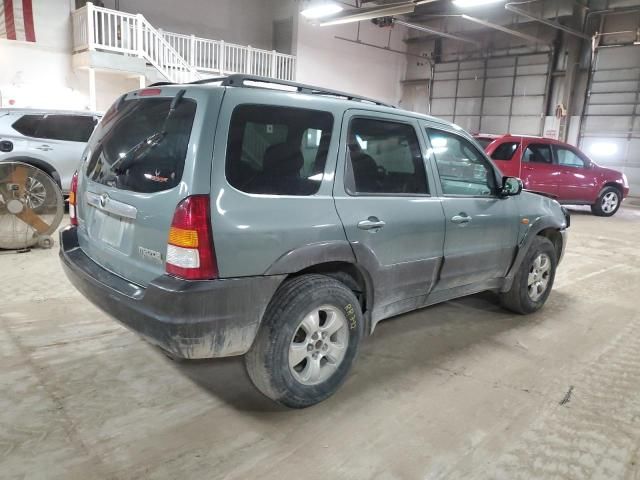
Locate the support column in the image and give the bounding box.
[139,75,146,89]
[88,68,97,111]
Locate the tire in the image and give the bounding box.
[591,186,621,217]
[500,236,557,315]
[245,274,364,408]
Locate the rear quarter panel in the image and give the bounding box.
[210,88,350,278]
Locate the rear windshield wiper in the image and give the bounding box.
[109,89,186,174]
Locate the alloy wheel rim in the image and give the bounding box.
[23,176,47,210]
[289,305,349,386]
[527,253,551,302]
[601,192,619,214]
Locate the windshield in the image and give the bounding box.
[85,97,197,193]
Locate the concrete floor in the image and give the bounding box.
[1,207,640,480]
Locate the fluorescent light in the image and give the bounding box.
[301,2,343,19]
[453,0,504,8]
[590,142,618,156]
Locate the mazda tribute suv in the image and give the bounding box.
[60,75,569,408]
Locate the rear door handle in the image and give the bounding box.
[451,214,472,224]
[358,217,386,231]
[36,145,52,151]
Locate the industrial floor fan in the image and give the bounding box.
[0,162,64,250]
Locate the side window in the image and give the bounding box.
[346,118,428,195]
[11,115,44,137]
[555,147,586,168]
[226,105,333,196]
[491,142,518,161]
[427,129,495,197]
[36,115,98,142]
[523,144,552,164]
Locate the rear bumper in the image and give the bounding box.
[59,227,284,359]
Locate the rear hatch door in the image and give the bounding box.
[76,86,223,287]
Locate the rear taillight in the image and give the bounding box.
[166,195,218,280]
[69,171,79,226]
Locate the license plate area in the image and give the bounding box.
[88,208,129,250]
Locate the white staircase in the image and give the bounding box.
[72,2,296,84]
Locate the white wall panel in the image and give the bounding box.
[429,53,550,135]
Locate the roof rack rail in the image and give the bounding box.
[151,74,395,108]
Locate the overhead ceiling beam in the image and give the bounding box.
[505,3,591,40]
[460,14,547,45]
[393,18,481,45]
[319,3,416,26]
[319,0,443,26]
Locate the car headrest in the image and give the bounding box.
[351,152,378,175]
[263,143,304,176]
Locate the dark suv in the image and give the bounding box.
[60,76,569,408]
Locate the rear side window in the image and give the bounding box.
[346,118,428,195]
[12,115,44,137]
[86,97,197,193]
[475,137,493,150]
[226,105,333,196]
[523,144,552,164]
[491,142,518,161]
[37,115,97,142]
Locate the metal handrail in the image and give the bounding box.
[72,3,296,82]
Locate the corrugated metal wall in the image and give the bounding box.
[579,45,640,193]
[430,52,551,135]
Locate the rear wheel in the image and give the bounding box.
[591,186,621,217]
[500,236,557,314]
[245,274,364,408]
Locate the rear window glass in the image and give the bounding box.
[226,105,334,196]
[491,142,518,161]
[37,115,97,142]
[12,115,43,137]
[85,97,197,193]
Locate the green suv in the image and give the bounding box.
[60,75,569,408]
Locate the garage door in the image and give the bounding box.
[430,53,551,136]
[579,45,640,195]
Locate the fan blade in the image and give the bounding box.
[15,208,50,234]
[10,164,30,196]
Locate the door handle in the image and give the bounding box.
[451,214,472,224]
[358,217,386,231]
[36,145,52,151]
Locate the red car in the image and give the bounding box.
[476,134,630,217]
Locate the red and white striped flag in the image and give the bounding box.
[0,0,36,42]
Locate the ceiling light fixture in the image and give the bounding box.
[301,1,344,19]
[453,0,504,8]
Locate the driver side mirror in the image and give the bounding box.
[501,176,523,197]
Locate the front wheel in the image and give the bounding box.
[245,274,364,408]
[591,187,621,217]
[500,236,557,314]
